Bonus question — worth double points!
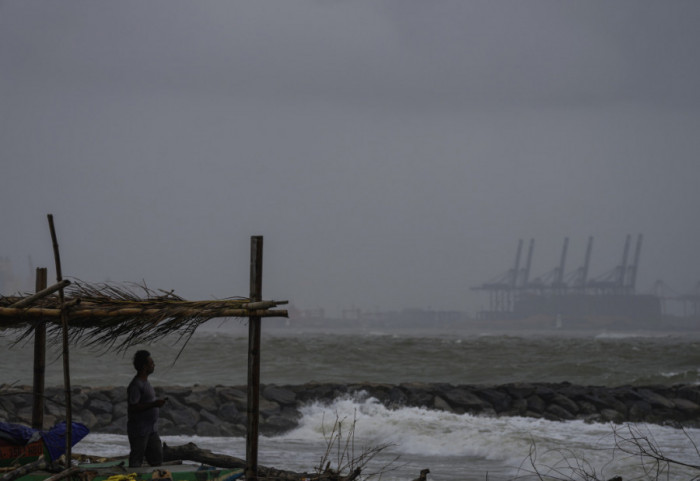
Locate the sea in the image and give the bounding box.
[2,321,700,481]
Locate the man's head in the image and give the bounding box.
[133,350,154,374]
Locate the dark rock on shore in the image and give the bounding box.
[1,382,699,436]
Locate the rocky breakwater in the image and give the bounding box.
[2,382,700,436]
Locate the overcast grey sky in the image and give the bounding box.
[2,1,699,317]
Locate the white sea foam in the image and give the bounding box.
[287,395,566,459]
[274,394,700,480]
[74,394,700,481]
[595,331,644,339]
[594,330,677,340]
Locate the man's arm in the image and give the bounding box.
[127,381,166,413]
[128,398,166,413]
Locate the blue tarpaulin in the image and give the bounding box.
[0,422,89,461]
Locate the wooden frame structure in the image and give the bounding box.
[0,217,287,481]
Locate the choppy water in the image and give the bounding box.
[3,324,700,387]
[3,324,700,480]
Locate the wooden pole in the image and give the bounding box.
[245,236,263,481]
[47,214,71,468]
[10,279,71,308]
[31,268,47,430]
[0,306,288,320]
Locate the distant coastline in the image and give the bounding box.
[279,308,700,333]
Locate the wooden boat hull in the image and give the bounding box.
[16,461,244,481]
[0,438,46,468]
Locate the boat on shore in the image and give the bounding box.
[1,422,242,481]
[0,437,45,468]
[14,459,244,481]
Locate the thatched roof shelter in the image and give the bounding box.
[0,280,288,351]
[3,222,280,479]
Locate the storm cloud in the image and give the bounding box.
[2,1,699,316]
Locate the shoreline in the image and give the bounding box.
[2,382,699,436]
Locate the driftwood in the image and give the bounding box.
[0,456,48,481]
[1,461,93,481]
[162,443,361,481]
[163,443,245,470]
[43,466,87,481]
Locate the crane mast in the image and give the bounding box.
[522,239,535,287]
[472,234,661,326]
[617,234,631,289]
[554,237,569,289]
[626,234,643,292]
[510,239,523,288]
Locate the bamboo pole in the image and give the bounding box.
[31,268,48,430]
[0,306,288,320]
[245,236,263,481]
[9,279,71,308]
[240,300,288,310]
[47,214,71,468]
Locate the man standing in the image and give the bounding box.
[127,350,166,467]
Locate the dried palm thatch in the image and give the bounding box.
[0,280,287,351]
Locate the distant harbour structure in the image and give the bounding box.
[471,235,686,329]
